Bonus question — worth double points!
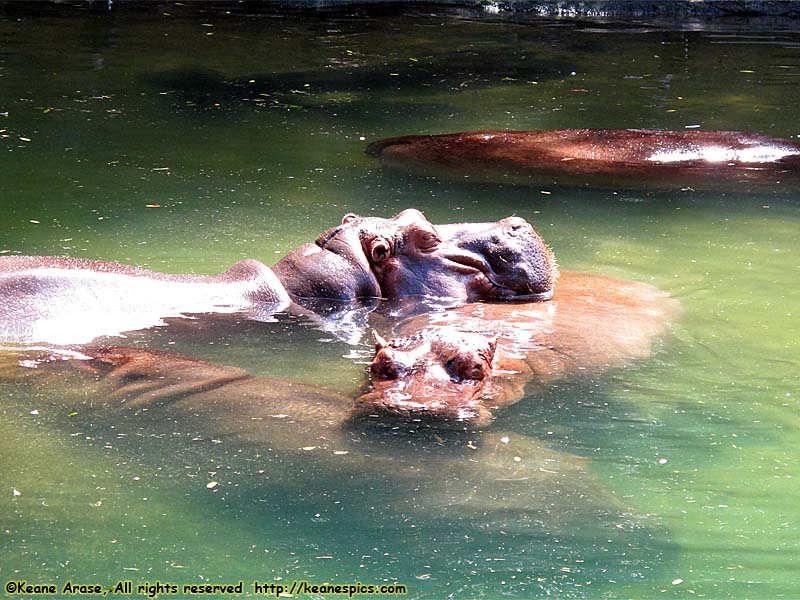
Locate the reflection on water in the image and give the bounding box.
[1,4,799,598]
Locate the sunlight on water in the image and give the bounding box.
[1,4,799,599]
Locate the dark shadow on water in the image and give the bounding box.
[140,46,572,117]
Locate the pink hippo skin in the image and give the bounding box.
[0,210,557,345]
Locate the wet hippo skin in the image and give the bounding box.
[0,209,556,345]
[0,256,291,345]
[273,208,557,304]
[356,271,679,427]
[366,129,800,190]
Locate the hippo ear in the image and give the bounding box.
[342,213,359,224]
[372,330,389,350]
[368,236,393,263]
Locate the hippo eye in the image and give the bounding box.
[370,352,404,381]
[446,355,486,382]
[418,231,440,251]
[408,223,441,253]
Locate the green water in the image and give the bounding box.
[2,3,799,599]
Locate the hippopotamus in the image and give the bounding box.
[0,209,556,345]
[0,266,677,550]
[356,271,679,427]
[0,344,615,526]
[366,129,800,191]
[0,270,675,430]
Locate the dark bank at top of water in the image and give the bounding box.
[1,3,800,600]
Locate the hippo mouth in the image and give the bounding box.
[439,248,555,301]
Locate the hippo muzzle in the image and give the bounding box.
[365,210,558,303]
[434,216,557,301]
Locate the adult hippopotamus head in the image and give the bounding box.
[273,209,557,305]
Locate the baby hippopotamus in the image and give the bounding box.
[356,271,680,427]
[361,329,500,425]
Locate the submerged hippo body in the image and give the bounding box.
[357,271,679,427]
[0,209,556,345]
[367,129,800,191]
[0,345,614,526]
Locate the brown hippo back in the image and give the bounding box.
[367,129,800,191]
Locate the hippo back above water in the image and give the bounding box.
[366,129,800,191]
[0,256,290,345]
[0,209,557,345]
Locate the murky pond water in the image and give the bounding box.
[1,3,799,599]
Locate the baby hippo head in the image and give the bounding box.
[356,329,500,427]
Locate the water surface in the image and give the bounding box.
[1,4,799,599]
